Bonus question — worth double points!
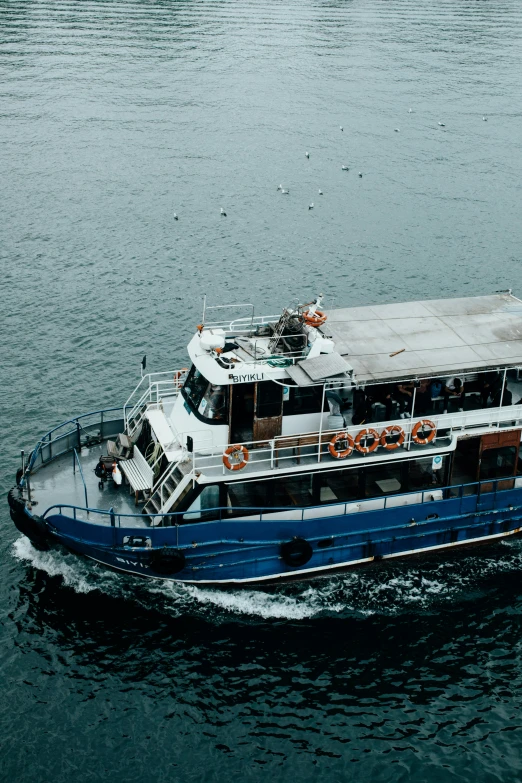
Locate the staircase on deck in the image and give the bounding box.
[142,458,194,523]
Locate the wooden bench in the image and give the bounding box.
[119,445,154,505]
[274,434,331,466]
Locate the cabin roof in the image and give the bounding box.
[325,292,522,382]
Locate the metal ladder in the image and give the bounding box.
[268,308,292,353]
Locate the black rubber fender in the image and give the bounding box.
[148,547,186,575]
[8,488,50,551]
[280,537,313,568]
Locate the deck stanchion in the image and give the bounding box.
[407,387,417,451]
[318,383,326,462]
[497,368,507,428]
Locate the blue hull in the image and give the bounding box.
[21,485,522,585]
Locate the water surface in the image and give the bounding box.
[2,1,522,780]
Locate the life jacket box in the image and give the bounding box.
[107,433,133,460]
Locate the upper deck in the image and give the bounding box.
[183,292,522,390]
[325,292,522,383]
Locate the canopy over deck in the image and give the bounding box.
[325,293,522,383]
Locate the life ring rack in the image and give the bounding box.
[223,444,249,471]
[303,309,327,328]
[412,419,437,445]
[354,428,380,454]
[328,432,354,459]
[380,424,405,450]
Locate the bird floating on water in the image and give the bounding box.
[340,126,343,131]
[281,188,289,195]
[483,116,488,121]
[277,184,283,191]
[318,189,323,195]
[305,151,310,158]
[358,172,363,178]
[408,108,413,113]
[394,128,400,132]
[438,121,445,127]
[220,207,227,217]
[173,212,178,220]
[341,165,349,171]
[309,203,314,210]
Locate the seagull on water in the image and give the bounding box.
[305,151,310,158]
[309,202,314,210]
[341,165,349,171]
[281,188,289,194]
[438,121,445,127]
[408,108,413,113]
[220,207,227,217]
[277,184,283,191]
[358,172,363,178]
[318,189,323,195]
[483,116,488,121]
[394,128,400,132]
[173,212,178,220]
[340,126,343,131]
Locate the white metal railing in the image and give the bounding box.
[189,404,522,479]
[124,369,188,433]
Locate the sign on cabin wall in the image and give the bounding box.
[432,455,443,471]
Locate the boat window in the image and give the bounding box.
[182,366,228,421]
[364,462,404,497]
[226,474,315,514]
[272,474,314,507]
[182,365,209,411]
[479,446,517,480]
[409,456,445,490]
[199,384,228,421]
[319,468,360,503]
[256,382,283,418]
[283,386,326,416]
[183,484,221,521]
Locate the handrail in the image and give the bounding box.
[186,404,522,478]
[20,406,124,487]
[73,448,89,510]
[40,474,520,528]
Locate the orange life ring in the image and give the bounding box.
[412,419,437,445]
[354,428,380,454]
[380,425,405,450]
[303,309,327,328]
[328,432,354,459]
[223,444,249,471]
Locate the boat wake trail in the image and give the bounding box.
[12,536,522,622]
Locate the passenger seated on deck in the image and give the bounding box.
[443,377,464,413]
[396,382,414,419]
[415,379,431,415]
[491,383,512,408]
[351,388,370,425]
[366,383,393,421]
[480,371,501,406]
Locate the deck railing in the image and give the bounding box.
[124,370,187,434]
[21,407,124,486]
[40,475,522,529]
[189,404,522,479]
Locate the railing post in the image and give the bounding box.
[100,410,104,440]
[76,421,81,451]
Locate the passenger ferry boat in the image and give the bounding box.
[9,292,522,585]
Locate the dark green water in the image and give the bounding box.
[2,1,522,780]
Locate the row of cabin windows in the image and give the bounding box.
[183,456,448,520]
[182,366,326,420]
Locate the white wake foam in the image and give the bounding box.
[12,535,522,621]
